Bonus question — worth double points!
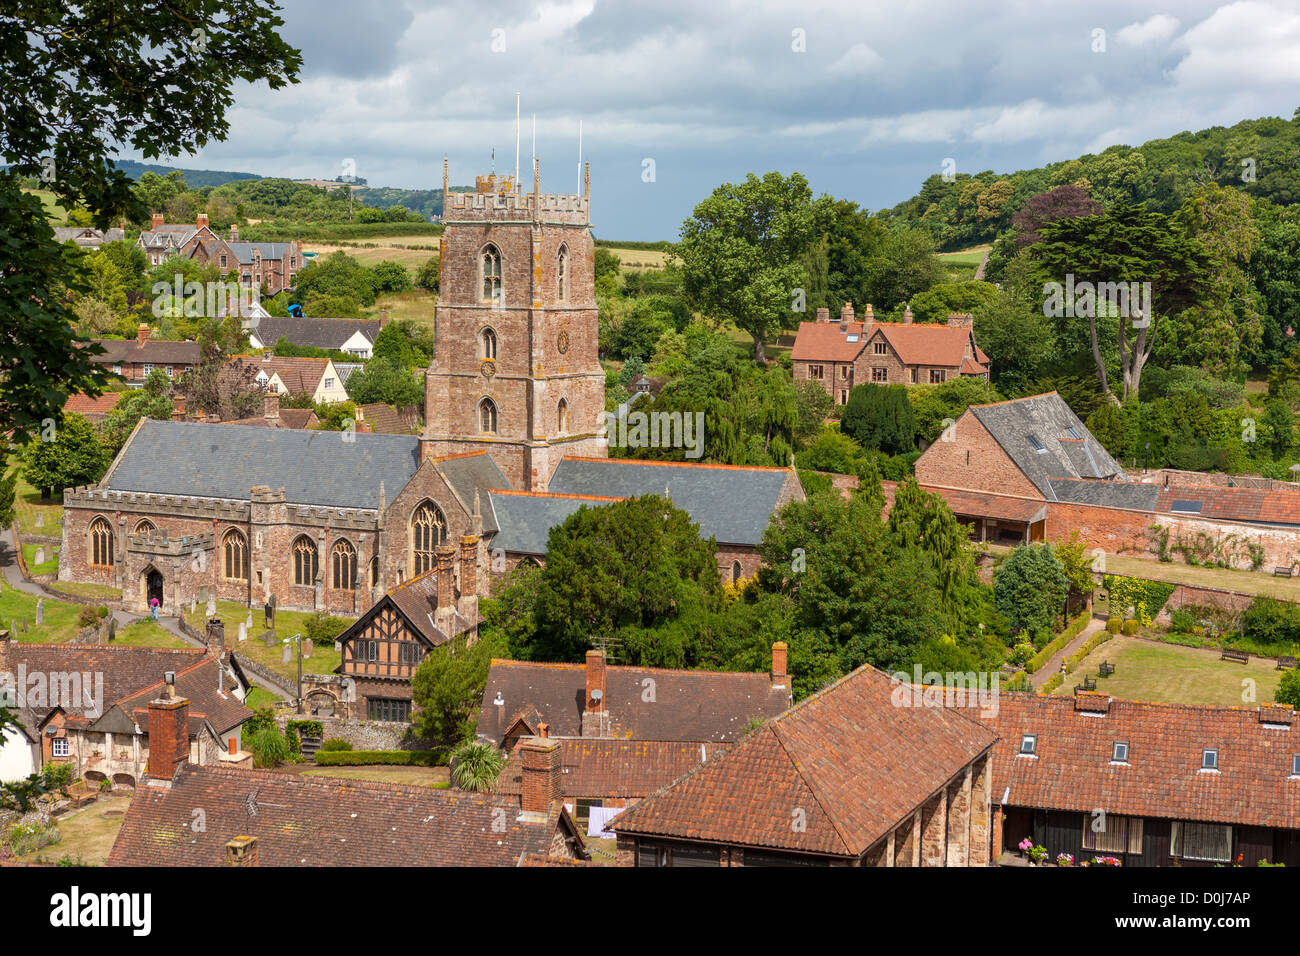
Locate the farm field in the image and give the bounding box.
[936,244,990,281]
[302,237,438,272]
[607,246,670,270]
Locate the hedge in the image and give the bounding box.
[1102,575,1176,620]
[312,749,449,767]
[1065,631,1114,672]
[1025,610,1092,674]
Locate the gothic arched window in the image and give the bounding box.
[480,327,498,361]
[410,501,446,575]
[89,517,114,568]
[557,244,569,302]
[479,397,498,434]
[481,244,502,305]
[557,398,569,434]
[331,539,357,590]
[133,518,156,536]
[292,536,318,586]
[222,529,249,581]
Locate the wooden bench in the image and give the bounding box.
[1278,655,1298,671]
[1220,648,1250,664]
[1098,661,1115,678]
[1074,676,1097,693]
[64,779,98,810]
[1274,566,1294,577]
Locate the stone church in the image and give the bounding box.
[60,165,805,617]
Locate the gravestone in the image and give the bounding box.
[34,514,42,528]
[190,599,196,614]
[107,618,117,643]
[263,631,276,648]
[302,640,313,659]
[333,641,342,653]
[237,621,247,643]
[205,595,217,617]
[33,547,44,565]
[19,619,26,632]
[281,643,292,664]
[35,599,43,625]
[246,610,253,631]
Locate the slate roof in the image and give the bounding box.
[89,338,202,367]
[102,656,252,737]
[1048,478,1161,511]
[986,693,1300,831]
[547,457,798,546]
[227,241,296,264]
[476,658,791,746]
[431,451,510,534]
[251,316,381,352]
[969,392,1126,498]
[101,419,421,509]
[611,663,998,858]
[106,764,586,866]
[381,569,476,646]
[221,408,320,430]
[496,738,732,799]
[488,490,621,554]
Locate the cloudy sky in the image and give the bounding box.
[139,0,1300,240]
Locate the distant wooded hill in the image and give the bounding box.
[884,110,1300,251]
[108,159,260,188]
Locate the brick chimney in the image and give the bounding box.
[225,836,258,867]
[434,543,456,634]
[136,323,152,347]
[816,307,830,323]
[197,212,209,229]
[206,617,226,652]
[839,300,852,331]
[229,224,239,242]
[146,694,190,784]
[151,212,164,229]
[458,535,478,622]
[771,641,788,690]
[862,303,875,334]
[947,313,974,328]
[379,307,390,328]
[581,649,610,737]
[263,391,280,420]
[519,735,562,815]
[903,306,914,325]
[171,395,187,420]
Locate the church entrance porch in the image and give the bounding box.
[144,568,164,611]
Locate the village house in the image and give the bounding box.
[106,695,587,866]
[64,391,124,423]
[913,391,1300,567]
[88,325,202,388]
[137,214,303,295]
[480,645,791,832]
[791,303,990,405]
[57,168,804,616]
[54,225,126,250]
[247,314,386,358]
[355,402,420,435]
[226,353,350,404]
[0,628,252,789]
[987,692,1300,866]
[610,661,997,866]
[219,392,320,430]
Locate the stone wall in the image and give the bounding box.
[276,714,432,751]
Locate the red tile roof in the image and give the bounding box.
[791,319,989,372]
[1155,485,1300,527]
[986,694,1300,830]
[107,764,587,866]
[921,485,1049,521]
[496,738,732,800]
[611,664,997,857]
[64,392,124,419]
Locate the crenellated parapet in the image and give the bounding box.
[66,487,252,522]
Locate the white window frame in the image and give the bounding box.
[51,737,69,758]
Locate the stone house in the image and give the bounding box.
[106,705,587,866]
[0,630,252,789]
[791,303,990,405]
[89,325,202,387]
[611,662,997,866]
[137,214,303,295]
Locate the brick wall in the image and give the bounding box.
[914,410,1043,499]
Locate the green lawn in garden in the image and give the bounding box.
[183,599,350,680]
[22,542,58,576]
[8,454,64,537]
[299,765,449,788]
[50,581,122,601]
[109,618,189,648]
[1050,635,1284,707]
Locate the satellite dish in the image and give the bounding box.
[591,689,603,701]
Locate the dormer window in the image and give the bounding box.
[1112,740,1129,763]
[1201,748,1218,770]
[1063,426,1083,440]
[1027,434,1047,453]
[1291,754,1300,776]
[1019,734,1037,756]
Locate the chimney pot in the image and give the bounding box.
[229,224,239,241]
[137,324,152,347]
[518,736,562,813]
[771,641,788,687]
[146,694,190,783]
[263,391,280,420]
[903,306,914,325]
[197,212,209,229]
[151,212,164,229]
[225,835,258,867]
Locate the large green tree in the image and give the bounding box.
[841,384,915,455]
[677,171,819,364]
[411,632,505,745]
[994,543,1069,637]
[21,412,110,498]
[0,3,300,443]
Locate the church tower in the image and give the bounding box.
[422,160,608,490]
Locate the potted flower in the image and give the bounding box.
[1056,852,1074,867]
[1018,837,1033,858]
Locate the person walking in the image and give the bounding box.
[150,596,160,621]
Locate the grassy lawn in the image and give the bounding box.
[51,581,122,601]
[111,618,189,648]
[0,589,88,643]
[182,599,350,680]
[299,765,449,788]
[12,794,132,866]
[24,187,71,224]
[937,244,990,281]
[22,542,58,576]
[303,239,437,272]
[987,544,1300,601]
[245,685,283,709]
[1050,635,1283,707]
[8,456,64,537]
